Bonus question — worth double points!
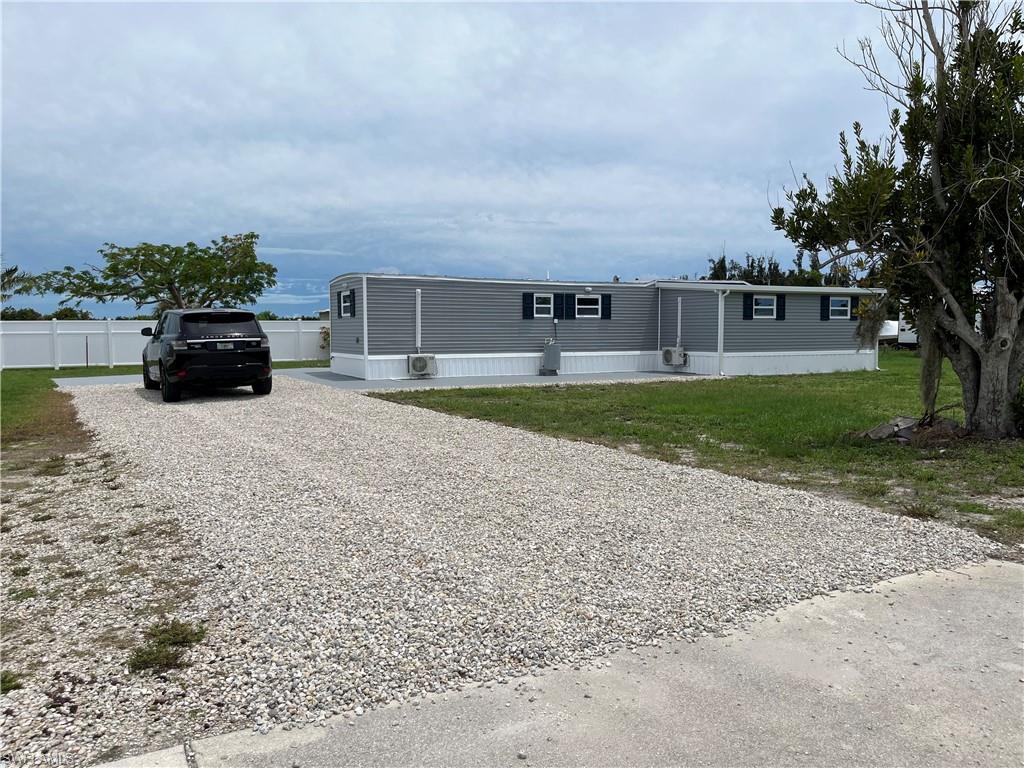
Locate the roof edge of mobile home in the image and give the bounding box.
[328,272,882,295]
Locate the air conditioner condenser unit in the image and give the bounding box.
[662,347,688,367]
[407,353,437,377]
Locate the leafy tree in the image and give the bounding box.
[49,307,94,320]
[704,250,828,286]
[256,310,281,320]
[30,233,277,311]
[0,307,43,320]
[772,1,1023,437]
[1,264,33,303]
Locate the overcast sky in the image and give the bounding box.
[2,2,889,315]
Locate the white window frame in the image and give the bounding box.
[533,293,553,318]
[340,291,353,318]
[575,294,601,318]
[830,297,851,319]
[752,294,776,319]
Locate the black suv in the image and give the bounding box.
[142,309,273,402]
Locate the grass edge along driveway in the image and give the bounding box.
[376,350,1024,545]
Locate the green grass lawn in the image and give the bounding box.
[377,349,1024,543]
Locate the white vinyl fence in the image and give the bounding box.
[0,319,329,370]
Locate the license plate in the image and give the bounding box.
[216,342,235,350]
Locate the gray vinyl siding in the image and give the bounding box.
[723,292,860,352]
[365,277,659,355]
[658,289,719,352]
[329,277,363,355]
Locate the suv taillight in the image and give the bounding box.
[260,337,270,349]
[171,340,187,351]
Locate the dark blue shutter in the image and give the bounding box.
[850,296,860,320]
[776,294,786,321]
[742,293,754,320]
[349,289,356,318]
[820,295,830,321]
[600,293,612,319]
[553,293,565,319]
[522,292,534,319]
[563,292,576,319]
[337,291,343,317]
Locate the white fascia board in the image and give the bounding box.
[654,281,884,296]
[328,272,657,288]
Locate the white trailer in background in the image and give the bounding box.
[897,315,919,347]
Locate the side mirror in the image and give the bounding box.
[141,327,153,337]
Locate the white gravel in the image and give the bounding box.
[1,376,996,763]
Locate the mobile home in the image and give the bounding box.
[328,273,880,380]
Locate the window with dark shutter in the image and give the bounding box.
[850,296,860,320]
[820,295,830,321]
[742,293,754,320]
[337,291,343,317]
[554,293,565,319]
[349,288,357,318]
[829,297,851,319]
[776,294,786,321]
[600,293,612,319]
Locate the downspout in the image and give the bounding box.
[361,275,369,375]
[676,296,683,348]
[717,289,730,376]
[415,288,422,354]
[656,287,661,350]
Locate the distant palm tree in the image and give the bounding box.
[1,264,33,303]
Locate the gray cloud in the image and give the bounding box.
[3,2,887,314]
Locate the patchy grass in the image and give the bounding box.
[11,565,30,577]
[378,349,1024,544]
[1,669,24,693]
[8,587,39,601]
[128,618,206,673]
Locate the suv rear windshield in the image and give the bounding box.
[181,311,261,338]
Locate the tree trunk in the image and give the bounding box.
[967,345,1016,437]
[947,280,1023,439]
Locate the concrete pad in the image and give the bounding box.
[105,560,1024,768]
[281,368,697,391]
[55,368,699,392]
[54,373,140,388]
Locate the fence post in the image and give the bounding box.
[295,318,303,361]
[107,318,114,368]
[51,319,60,370]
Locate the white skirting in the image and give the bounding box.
[329,353,366,378]
[657,348,877,376]
[722,348,877,375]
[333,347,877,380]
[349,350,659,380]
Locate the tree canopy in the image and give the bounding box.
[31,233,277,311]
[771,1,1023,437]
[703,251,836,286]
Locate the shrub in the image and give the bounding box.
[0,670,23,693]
[128,618,206,673]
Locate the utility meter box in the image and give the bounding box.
[540,339,561,375]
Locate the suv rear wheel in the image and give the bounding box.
[160,366,182,403]
[252,377,272,396]
[142,360,160,390]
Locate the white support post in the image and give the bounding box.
[295,318,303,361]
[676,296,682,349]
[415,288,422,353]
[656,287,661,350]
[106,318,114,368]
[716,290,730,376]
[51,318,60,371]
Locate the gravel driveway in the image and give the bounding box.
[2,376,995,763]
